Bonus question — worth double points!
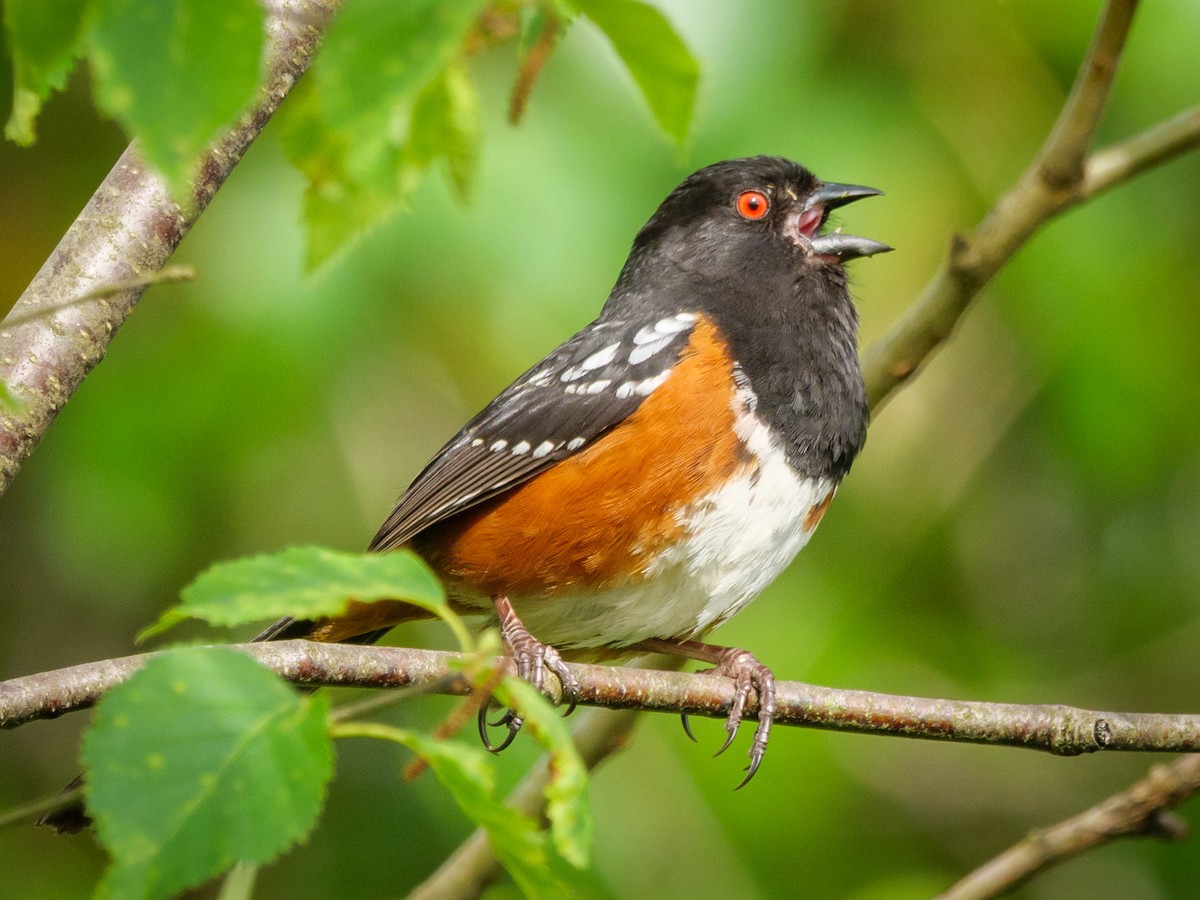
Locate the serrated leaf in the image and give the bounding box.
[333,722,608,899]
[3,0,89,144]
[87,0,265,197]
[84,647,332,900]
[496,677,592,869]
[407,64,481,201]
[141,546,457,646]
[575,0,698,146]
[280,0,486,267]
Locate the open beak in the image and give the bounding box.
[808,181,891,261]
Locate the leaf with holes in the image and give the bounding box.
[84,647,332,899]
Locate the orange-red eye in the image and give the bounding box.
[736,190,770,220]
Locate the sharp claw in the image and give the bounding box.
[735,753,763,790]
[713,726,739,758]
[478,701,523,753]
[480,593,578,753]
[680,713,698,743]
[659,641,777,787]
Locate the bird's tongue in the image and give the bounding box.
[794,205,823,239]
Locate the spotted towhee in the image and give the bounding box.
[264,155,889,783]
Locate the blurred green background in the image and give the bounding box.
[3,1,1200,897]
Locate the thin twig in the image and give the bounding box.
[1084,106,1200,198]
[940,755,1200,899]
[0,784,84,830]
[0,266,196,330]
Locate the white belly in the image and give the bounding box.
[512,416,835,650]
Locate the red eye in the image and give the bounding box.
[736,190,770,220]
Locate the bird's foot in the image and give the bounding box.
[635,638,776,788]
[705,646,776,788]
[478,593,579,753]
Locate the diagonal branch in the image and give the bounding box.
[862,0,1162,410]
[0,0,339,496]
[5,641,1200,757]
[939,755,1200,900]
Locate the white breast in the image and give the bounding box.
[513,406,835,650]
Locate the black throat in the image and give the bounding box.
[712,265,868,480]
[608,246,869,481]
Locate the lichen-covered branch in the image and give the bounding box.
[0,0,338,495]
[5,641,1200,758]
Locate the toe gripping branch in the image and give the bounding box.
[478,594,580,753]
[638,638,778,789]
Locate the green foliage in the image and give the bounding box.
[496,677,592,869]
[572,0,698,146]
[141,545,461,647]
[88,0,264,197]
[2,0,699,265]
[82,647,332,899]
[333,719,607,899]
[2,0,89,143]
[279,0,488,267]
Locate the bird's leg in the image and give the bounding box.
[633,637,777,788]
[478,593,580,753]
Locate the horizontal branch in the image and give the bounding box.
[4,641,1200,756]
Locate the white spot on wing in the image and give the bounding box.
[634,370,670,396]
[629,338,673,365]
[511,440,531,455]
[471,438,484,447]
[532,440,556,459]
[580,342,620,372]
[567,437,586,451]
[585,379,610,394]
[489,439,508,452]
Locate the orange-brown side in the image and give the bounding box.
[307,314,748,644]
[417,313,748,600]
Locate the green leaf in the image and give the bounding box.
[575,0,699,145]
[3,0,89,144]
[407,63,481,201]
[141,546,458,646]
[84,647,332,899]
[496,677,593,869]
[333,722,608,899]
[87,0,265,196]
[279,0,486,267]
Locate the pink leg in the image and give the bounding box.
[635,637,777,788]
[478,594,580,752]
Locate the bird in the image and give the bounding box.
[39,156,886,835]
[257,155,889,785]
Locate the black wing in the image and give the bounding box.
[369,311,698,551]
